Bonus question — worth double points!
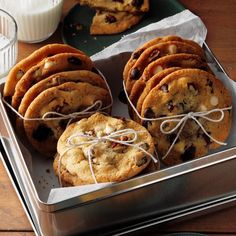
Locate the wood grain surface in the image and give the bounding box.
[0,0,236,235]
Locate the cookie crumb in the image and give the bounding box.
[68,22,83,31]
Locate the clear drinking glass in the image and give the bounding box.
[0,9,17,80]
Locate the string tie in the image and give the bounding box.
[58,128,158,186]
[159,107,231,160]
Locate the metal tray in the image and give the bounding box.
[1,41,236,236]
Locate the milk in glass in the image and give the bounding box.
[1,0,63,43]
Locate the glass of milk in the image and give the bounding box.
[0,9,18,80]
[1,0,63,43]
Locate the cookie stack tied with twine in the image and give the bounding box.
[53,113,159,186]
[78,0,149,35]
[3,44,112,157]
[123,35,232,166]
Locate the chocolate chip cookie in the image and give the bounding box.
[90,10,143,35]
[3,44,85,102]
[54,112,156,185]
[141,53,211,84]
[123,35,204,84]
[18,70,107,117]
[23,82,111,157]
[125,41,206,94]
[11,53,94,109]
[141,69,232,166]
[130,67,181,120]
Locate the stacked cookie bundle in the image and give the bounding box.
[3,44,112,157]
[78,0,149,35]
[53,112,158,186]
[123,35,232,166]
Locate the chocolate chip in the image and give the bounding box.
[131,0,144,8]
[202,132,211,145]
[105,14,117,23]
[162,122,170,130]
[167,133,180,144]
[112,0,124,2]
[144,107,155,118]
[206,79,214,93]
[199,65,208,71]
[130,67,141,80]
[154,144,158,151]
[68,57,82,65]
[180,145,196,162]
[59,119,68,130]
[119,117,127,122]
[136,156,147,167]
[206,79,213,87]
[167,100,174,112]
[142,120,152,128]
[118,90,127,104]
[32,124,53,142]
[54,105,62,113]
[111,141,118,149]
[132,49,144,59]
[160,84,169,93]
[159,114,167,119]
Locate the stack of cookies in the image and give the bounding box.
[3,44,112,157]
[123,35,232,166]
[78,0,149,35]
[53,112,157,186]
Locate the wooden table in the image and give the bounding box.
[0,0,236,235]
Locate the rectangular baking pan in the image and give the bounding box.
[1,40,236,236]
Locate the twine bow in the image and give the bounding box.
[160,107,231,159]
[58,128,158,186]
